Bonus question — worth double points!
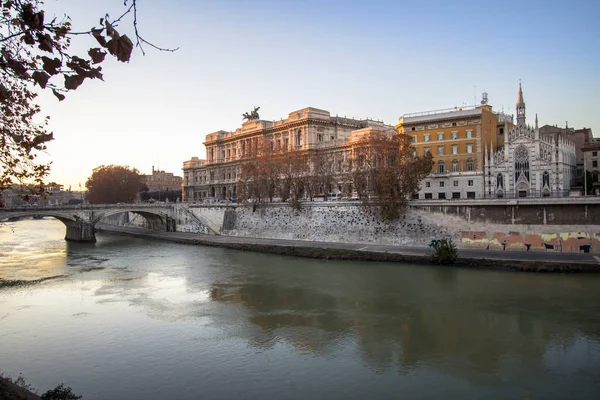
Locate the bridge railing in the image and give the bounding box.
[0,202,176,211]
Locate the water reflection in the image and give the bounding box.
[207,264,600,388]
[2,219,600,399]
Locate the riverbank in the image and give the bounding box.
[0,376,40,400]
[97,224,600,273]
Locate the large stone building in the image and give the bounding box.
[582,142,600,195]
[182,107,393,202]
[141,166,183,192]
[486,84,576,198]
[397,93,512,200]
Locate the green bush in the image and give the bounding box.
[429,238,458,265]
[41,384,82,400]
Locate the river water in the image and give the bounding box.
[1,218,600,400]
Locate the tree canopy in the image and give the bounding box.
[0,0,175,200]
[237,130,433,220]
[85,165,145,204]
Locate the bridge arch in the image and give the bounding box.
[0,211,95,242]
[93,209,174,231]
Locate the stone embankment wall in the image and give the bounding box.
[184,200,600,253]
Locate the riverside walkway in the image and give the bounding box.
[97,224,600,270]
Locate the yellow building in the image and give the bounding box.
[396,95,512,200]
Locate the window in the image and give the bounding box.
[411,127,416,131]
[437,145,444,155]
[593,161,598,168]
[270,141,274,151]
[425,182,431,188]
[466,143,474,154]
[439,181,445,187]
[452,192,461,199]
[468,179,474,186]
[466,158,474,171]
[452,122,457,127]
[452,145,458,155]
[451,131,458,140]
[296,130,303,147]
[467,191,476,199]
[318,134,324,143]
[438,192,446,199]
[425,193,433,199]
[330,135,335,141]
[284,138,289,149]
[411,136,417,144]
[424,134,430,142]
[593,151,598,157]
[437,160,445,173]
[466,130,473,139]
[499,128,504,134]
[453,180,459,187]
[452,159,459,172]
[437,132,444,141]
[423,147,431,155]
[411,193,419,200]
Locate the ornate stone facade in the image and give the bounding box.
[183,107,393,202]
[397,94,511,200]
[486,84,576,198]
[141,166,183,192]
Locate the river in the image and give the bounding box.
[1,218,600,399]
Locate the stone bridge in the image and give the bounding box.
[0,203,219,242]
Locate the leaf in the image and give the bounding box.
[105,20,115,38]
[64,74,85,90]
[88,48,106,64]
[115,34,133,62]
[52,89,65,101]
[42,56,61,75]
[36,32,54,53]
[92,28,107,47]
[32,71,50,88]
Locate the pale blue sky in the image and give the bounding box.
[39,0,600,189]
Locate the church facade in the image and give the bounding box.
[486,84,576,198]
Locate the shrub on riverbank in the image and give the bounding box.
[430,239,458,265]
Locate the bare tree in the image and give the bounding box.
[350,130,433,221]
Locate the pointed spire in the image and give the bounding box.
[516,81,526,126]
[535,113,538,130]
[517,81,524,106]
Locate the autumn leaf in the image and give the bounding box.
[42,56,61,75]
[64,74,85,90]
[36,32,54,52]
[106,34,134,62]
[88,48,106,64]
[32,71,50,88]
[52,89,65,101]
[91,28,107,47]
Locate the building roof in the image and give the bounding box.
[399,107,483,124]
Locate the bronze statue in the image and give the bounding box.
[242,106,260,121]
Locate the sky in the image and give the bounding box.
[37,0,600,189]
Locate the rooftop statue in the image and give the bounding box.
[242,106,260,121]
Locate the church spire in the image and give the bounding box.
[516,81,526,126]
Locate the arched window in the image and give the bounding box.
[514,145,530,183]
[452,159,459,172]
[542,171,550,187]
[497,173,504,189]
[296,129,303,147]
[437,160,445,173]
[466,158,474,172]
